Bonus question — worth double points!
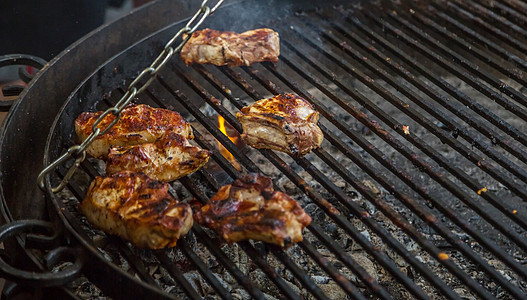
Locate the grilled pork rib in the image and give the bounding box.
[236,94,324,156]
[80,171,193,249]
[194,173,311,247]
[75,104,193,159]
[106,130,212,182]
[180,28,280,67]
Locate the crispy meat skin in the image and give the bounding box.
[236,94,323,156]
[194,173,311,247]
[180,28,280,67]
[106,130,211,182]
[80,171,193,249]
[75,104,193,159]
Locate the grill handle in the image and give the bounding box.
[0,220,83,287]
[0,54,47,111]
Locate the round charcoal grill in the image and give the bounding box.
[1,0,527,299]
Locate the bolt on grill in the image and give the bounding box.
[46,0,526,299]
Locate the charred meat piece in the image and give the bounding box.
[236,93,323,156]
[180,28,280,67]
[106,130,212,182]
[80,171,193,249]
[75,104,193,159]
[194,173,311,247]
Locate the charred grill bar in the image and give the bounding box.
[32,0,527,299]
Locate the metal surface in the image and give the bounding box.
[3,0,527,299]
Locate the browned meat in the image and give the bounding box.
[75,104,193,159]
[194,173,311,247]
[236,93,323,156]
[80,171,193,249]
[106,130,212,182]
[180,28,280,67]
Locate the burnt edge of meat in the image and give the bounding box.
[194,173,312,247]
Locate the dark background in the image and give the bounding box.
[0,0,108,61]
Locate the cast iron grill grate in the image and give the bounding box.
[47,0,527,299]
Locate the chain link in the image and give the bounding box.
[38,0,224,192]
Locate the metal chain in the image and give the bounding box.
[38,0,224,192]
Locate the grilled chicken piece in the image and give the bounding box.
[80,171,193,249]
[236,94,323,156]
[194,173,311,247]
[180,28,280,67]
[106,130,212,182]
[75,104,193,159]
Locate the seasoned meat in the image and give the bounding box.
[106,130,212,182]
[194,173,311,247]
[75,104,193,159]
[236,94,323,156]
[80,171,193,249]
[180,28,280,67]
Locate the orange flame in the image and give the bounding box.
[217,115,241,170]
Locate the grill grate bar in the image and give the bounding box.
[155,252,204,300]
[250,62,519,299]
[268,245,329,300]
[297,238,365,298]
[178,238,234,300]
[378,11,527,123]
[457,0,527,38]
[480,0,527,22]
[439,1,527,56]
[346,15,527,221]
[496,0,527,16]
[418,4,527,87]
[190,225,283,300]
[323,15,527,170]
[305,16,527,237]
[110,237,161,287]
[349,16,527,155]
[319,26,527,230]
[358,14,527,198]
[172,63,427,299]
[316,126,527,276]
[187,65,395,300]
